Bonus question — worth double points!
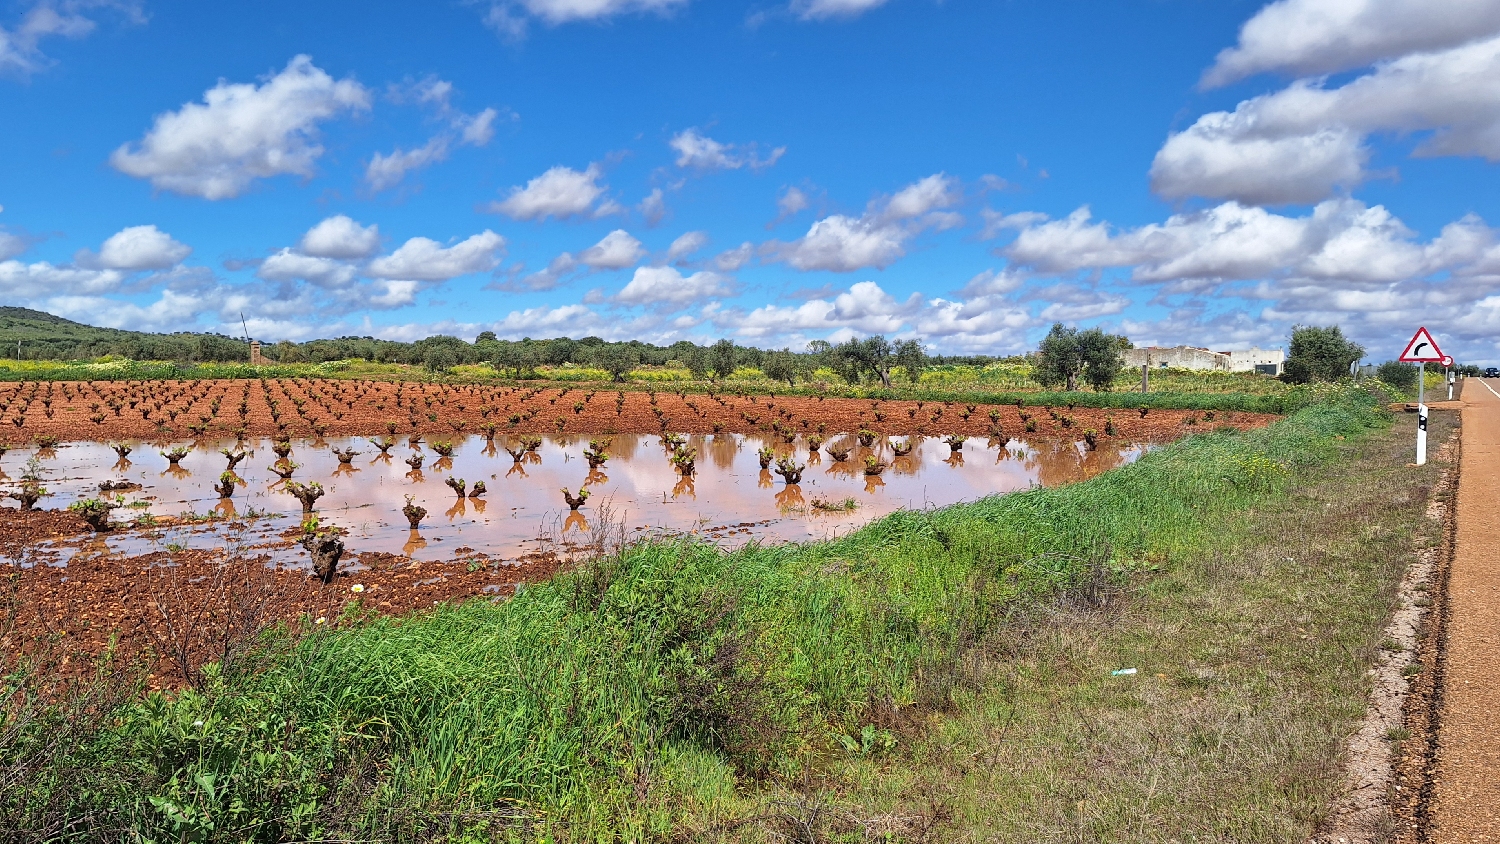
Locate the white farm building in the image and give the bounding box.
[1122,345,1285,376]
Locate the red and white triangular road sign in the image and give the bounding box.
[1399,327,1445,362]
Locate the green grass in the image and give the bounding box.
[3,385,1403,842]
[794,399,1453,843]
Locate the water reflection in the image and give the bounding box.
[403,529,427,557]
[774,484,805,511]
[5,431,1147,567]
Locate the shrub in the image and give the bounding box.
[1374,360,1420,392]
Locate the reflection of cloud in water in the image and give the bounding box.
[17,432,1147,566]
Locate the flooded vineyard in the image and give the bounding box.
[5,431,1148,569]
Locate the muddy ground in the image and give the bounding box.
[0,378,1276,689]
[1,507,564,689]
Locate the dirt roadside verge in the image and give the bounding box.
[1315,424,1459,844]
[1428,379,1500,842]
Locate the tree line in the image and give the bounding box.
[7,306,1463,392]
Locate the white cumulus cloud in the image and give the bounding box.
[773,186,810,225]
[617,266,733,308]
[727,280,919,339]
[110,55,371,200]
[638,188,668,227]
[366,231,507,281]
[0,228,27,261]
[778,216,908,272]
[1003,198,1462,287]
[256,249,359,288]
[483,0,689,39]
[1203,0,1500,87]
[366,137,451,193]
[0,260,123,299]
[75,224,191,271]
[714,242,754,272]
[669,128,784,171]
[579,229,645,269]
[667,231,709,262]
[488,164,616,221]
[770,173,961,272]
[299,215,381,260]
[1156,34,1500,205]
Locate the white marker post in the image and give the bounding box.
[1417,363,1427,465]
[1443,354,1455,401]
[1399,327,1446,467]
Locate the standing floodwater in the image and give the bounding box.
[4,432,1146,567]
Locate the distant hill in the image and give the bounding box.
[0,307,139,344]
[0,307,250,362]
[0,308,1005,370]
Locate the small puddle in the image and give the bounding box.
[2,433,1149,569]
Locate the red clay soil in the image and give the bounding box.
[0,378,1274,444]
[1,516,562,690]
[0,378,1276,691]
[1430,380,1500,842]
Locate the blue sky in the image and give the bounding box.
[3,0,1500,364]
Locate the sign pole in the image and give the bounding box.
[1417,362,1427,466]
[1400,327,1445,467]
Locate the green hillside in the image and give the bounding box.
[0,307,250,361]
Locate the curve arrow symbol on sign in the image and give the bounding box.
[1399,327,1446,363]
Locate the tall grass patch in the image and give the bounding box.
[9,387,1390,842]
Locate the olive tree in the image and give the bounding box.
[1033,323,1127,391]
[1282,325,1364,383]
[592,345,640,382]
[492,343,539,379]
[894,339,928,385]
[708,339,738,381]
[831,336,895,387]
[762,349,800,386]
[422,346,458,374]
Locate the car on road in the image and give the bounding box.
[1486,367,1500,378]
